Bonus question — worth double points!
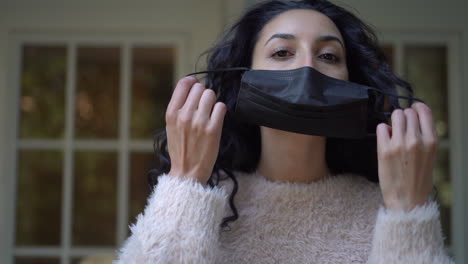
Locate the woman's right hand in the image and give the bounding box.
[165,76,227,185]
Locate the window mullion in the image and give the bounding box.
[5,39,24,264]
[117,43,132,245]
[61,42,77,264]
[447,35,465,264]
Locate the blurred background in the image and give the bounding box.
[0,0,467,263]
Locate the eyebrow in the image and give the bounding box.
[264,33,296,46]
[317,35,345,49]
[264,33,345,49]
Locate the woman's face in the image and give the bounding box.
[252,9,348,81]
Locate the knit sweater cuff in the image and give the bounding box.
[131,173,228,254]
[368,200,453,264]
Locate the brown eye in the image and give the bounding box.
[271,49,294,59]
[319,53,339,63]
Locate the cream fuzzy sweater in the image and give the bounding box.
[114,171,454,264]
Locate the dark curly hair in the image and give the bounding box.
[148,0,412,229]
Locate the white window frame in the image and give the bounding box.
[380,31,465,263]
[1,31,189,264]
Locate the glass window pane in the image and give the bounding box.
[16,150,62,246]
[75,47,120,139]
[131,46,175,139]
[71,255,115,264]
[404,46,448,138]
[19,45,66,139]
[129,152,154,225]
[15,257,60,264]
[433,148,452,248]
[72,151,117,246]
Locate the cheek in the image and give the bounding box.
[251,52,268,69]
[342,68,349,81]
[316,64,349,81]
[333,62,349,81]
[251,44,264,69]
[340,60,349,81]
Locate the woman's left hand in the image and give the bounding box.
[376,102,438,211]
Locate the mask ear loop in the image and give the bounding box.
[365,87,425,138]
[184,67,250,105]
[186,67,250,77]
[366,86,425,104]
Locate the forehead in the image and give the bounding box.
[257,9,343,43]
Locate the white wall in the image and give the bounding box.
[0,0,11,258]
[0,0,232,70]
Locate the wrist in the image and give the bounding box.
[384,195,431,212]
[168,169,208,186]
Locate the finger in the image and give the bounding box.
[208,102,227,131]
[412,102,437,141]
[390,109,405,142]
[182,82,205,112]
[196,89,217,122]
[376,123,391,148]
[403,108,421,138]
[167,76,198,113]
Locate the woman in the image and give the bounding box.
[115,0,454,263]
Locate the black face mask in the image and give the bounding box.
[187,66,423,139]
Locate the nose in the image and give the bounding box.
[298,52,315,68]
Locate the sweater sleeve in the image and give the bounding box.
[367,199,454,264]
[113,173,228,264]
